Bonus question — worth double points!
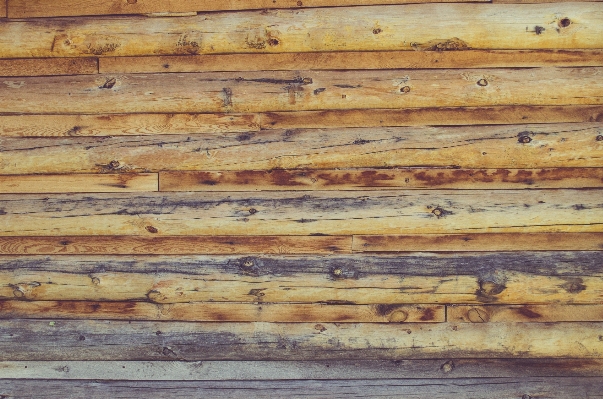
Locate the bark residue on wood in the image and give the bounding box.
[411,38,469,51]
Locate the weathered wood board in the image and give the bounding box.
[1,69,603,114]
[0,174,158,193]
[449,304,603,323]
[2,4,603,58]
[1,253,601,304]
[0,58,97,76]
[2,319,603,360]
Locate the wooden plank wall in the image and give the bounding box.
[1,0,603,397]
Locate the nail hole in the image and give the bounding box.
[559,18,571,28]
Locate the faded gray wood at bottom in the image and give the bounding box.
[0,378,602,398]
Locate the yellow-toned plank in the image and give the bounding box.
[159,168,603,191]
[2,4,603,58]
[0,174,158,193]
[0,301,444,323]
[100,50,603,73]
[449,305,603,323]
[7,0,487,18]
[3,319,603,359]
[353,233,603,252]
[0,113,260,137]
[2,69,603,114]
[0,58,97,77]
[1,190,602,236]
[261,105,603,129]
[2,124,603,174]
[2,252,601,304]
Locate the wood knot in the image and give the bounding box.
[518,134,532,144]
[373,28,382,35]
[99,77,117,89]
[467,307,489,323]
[476,78,488,87]
[400,86,411,93]
[388,310,409,323]
[91,276,101,285]
[559,18,571,28]
[441,360,455,373]
[596,135,603,141]
[145,226,158,234]
[108,160,121,169]
[12,288,25,298]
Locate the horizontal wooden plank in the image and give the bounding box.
[4,359,603,380]
[262,105,603,129]
[0,0,4,18]
[2,252,601,304]
[2,319,603,360]
[449,304,603,323]
[354,233,603,252]
[0,58,97,77]
[2,4,603,58]
[2,69,603,115]
[1,378,603,398]
[0,190,602,236]
[100,50,603,73]
[0,301,444,323]
[0,236,351,255]
[159,168,603,191]
[0,113,260,137]
[7,0,488,18]
[3,124,603,174]
[0,174,158,193]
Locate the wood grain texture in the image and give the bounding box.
[1,378,603,398]
[1,190,602,236]
[0,58,97,77]
[4,359,603,380]
[0,236,351,255]
[262,105,603,129]
[2,4,603,58]
[100,50,603,73]
[354,233,603,252]
[0,113,260,137]
[2,124,603,174]
[6,0,488,18]
[0,0,5,18]
[2,69,603,115]
[2,252,601,304]
[0,174,158,193]
[2,319,603,360]
[0,301,445,323]
[449,304,603,323]
[159,168,603,191]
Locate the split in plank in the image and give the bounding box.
[4,359,603,380]
[2,4,603,57]
[2,319,603,360]
[0,113,260,137]
[0,236,351,255]
[449,304,603,323]
[0,378,603,398]
[2,69,603,114]
[100,50,603,73]
[0,174,158,193]
[2,124,603,174]
[159,168,603,191]
[0,58,97,77]
[0,301,444,323]
[353,233,603,252]
[2,252,602,304]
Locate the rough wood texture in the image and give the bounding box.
[6,0,488,18]
[2,69,603,114]
[449,304,603,323]
[2,252,601,304]
[0,0,5,18]
[0,113,260,137]
[1,378,603,398]
[261,105,603,129]
[0,58,97,77]
[1,190,602,236]
[0,236,351,255]
[100,50,603,73]
[0,301,445,323]
[2,319,603,360]
[0,174,158,193]
[2,4,603,58]
[159,168,603,191]
[354,233,603,252]
[4,359,603,380]
[3,124,603,174]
